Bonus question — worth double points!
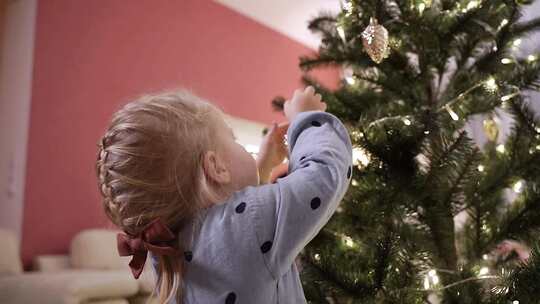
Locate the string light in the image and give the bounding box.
[343,1,353,15]
[482,254,489,260]
[479,267,489,276]
[461,0,480,12]
[500,19,509,28]
[352,179,359,186]
[343,235,355,248]
[403,118,412,126]
[496,144,506,153]
[314,253,321,261]
[528,54,537,62]
[423,269,440,290]
[343,67,355,85]
[484,77,498,92]
[478,165,485,172]
[513,301,520,304]
[501,58,512,64]
[429,270,440,285]
[418,3,426,14]
[352,147,371,167]
[445,104,460,121]
[501,92,519,102]
[337,25,346,41]
[512,39,522,47]
[513,180,524,193]
[423,276,430,290]
[467,0,480,10]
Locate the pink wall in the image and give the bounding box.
[21,0,338,267]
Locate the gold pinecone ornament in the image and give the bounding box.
[361,18,390,64]
[483,116,500,142]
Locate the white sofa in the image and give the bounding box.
[0,228,157,304]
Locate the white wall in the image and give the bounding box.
[224,114,267,157]
[214,0,341,49]
[0,0,37,238]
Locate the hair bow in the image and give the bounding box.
[117,218,180,279]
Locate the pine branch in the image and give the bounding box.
[488,245,540,303]
[513,16,540,36]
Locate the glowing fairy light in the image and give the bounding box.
[528,54,537,62]
[345,75,356,85]
[352,147,371,167]
[423,269,440,290]
[351,179,359,186]
[430,270,440,285]
[536,145,540,151]
[513,180,524,193]
[483,254,489,260]
[501,58,512,64]
[403,118,412,126]
[314,253,321,261]
[479,267,489,276]
[337,25,346,41]
[484,77,498,92]
[467,0,480,10]
[445,104,459,121]
[513,39,522,47]
[343,236,355,248]
[500,19,509,28]
[501,93,518,102]
[343,1,353,15]
[513,301,520,304]
[496,144,506,153]
[418,3,426,14]
[478,165,485,172]
[423,276,430,290]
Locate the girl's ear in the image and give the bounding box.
[202,150,231,184]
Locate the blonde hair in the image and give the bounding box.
[96,89,227,303]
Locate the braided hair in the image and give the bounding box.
[95,89,227,303]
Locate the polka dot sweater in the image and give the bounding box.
[151,111,353,303]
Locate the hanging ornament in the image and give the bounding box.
[483,115,499,142]
[361,17,390,64]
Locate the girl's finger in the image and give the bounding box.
[271,121,277,131]
[304,86,315,95]
[277,121,289,129]
[275,122,289,137]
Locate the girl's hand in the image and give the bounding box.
[283,86,327,122]
[493,240,531,263]
[256,121,289,184]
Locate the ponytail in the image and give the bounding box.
[152,254,185,304]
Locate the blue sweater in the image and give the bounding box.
[152,111,353,303]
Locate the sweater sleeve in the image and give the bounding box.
[244,111,353,279]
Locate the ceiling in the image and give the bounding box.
[214,0,342,49]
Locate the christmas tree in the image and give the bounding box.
[272,0,540,303]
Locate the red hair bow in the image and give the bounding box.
[117,218,180,279]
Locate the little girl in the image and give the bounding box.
[96,87,352,304]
